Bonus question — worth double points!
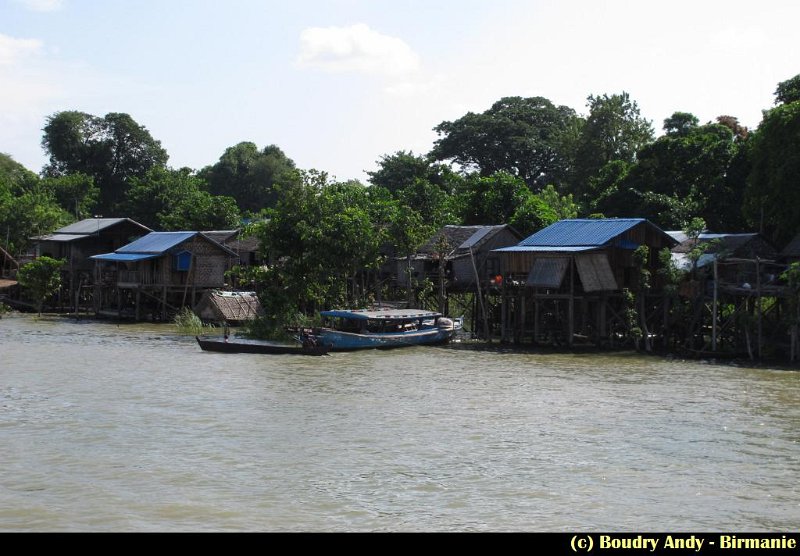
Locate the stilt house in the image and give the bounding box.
[493,218,677,346]
[91,231,238,320]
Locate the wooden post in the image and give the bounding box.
[568,257,575,346]
[599,293,607,343]
[756,257,762,359]
[519,292,526,344]
[135,289,141,321]
[533,292,540,345]
[470,247,490,342]
[712,258,718,352]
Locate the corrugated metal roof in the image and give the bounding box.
[202,230,238,244]
[519,219,646,247]
[117,232,198,254]
[35,234,87,243]
[56,218,150,235]
[459,226,495,250]
[90,253,160,262]
[494,245,598,253]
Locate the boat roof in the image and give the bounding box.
[320,308,443,321]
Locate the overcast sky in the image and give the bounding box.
[1,0,798,182]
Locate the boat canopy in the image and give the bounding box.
[320,309,443,321]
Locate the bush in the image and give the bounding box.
[173,307,215,335]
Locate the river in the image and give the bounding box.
[1,314,798,531]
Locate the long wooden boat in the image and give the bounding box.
[314,308,461,351]
[195,336,330,356]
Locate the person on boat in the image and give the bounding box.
[224,324,230,343]
[302,330,318,348]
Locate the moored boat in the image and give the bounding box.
[314,308,461,351]
[196,336,330,356]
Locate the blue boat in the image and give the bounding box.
[315,308,460,351]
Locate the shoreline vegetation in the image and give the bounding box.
[2,75,800,364]
[2,310,797,371]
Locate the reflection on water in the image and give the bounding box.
[1,314,799,531]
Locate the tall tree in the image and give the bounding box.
[124,167,240,231]
[572,92,653,201]
[41,111,168,214]
[200,142,296,214]
[596,113,745,230]
[775,73,800,105]
[743,99,800,246]
[41,173,98,220]
[367,150,458,195]
[0,155,71,254]
[458,171,532,225]
[429,96,580,189]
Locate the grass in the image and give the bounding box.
[173,307,216,335]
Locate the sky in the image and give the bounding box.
[1,0,798,182]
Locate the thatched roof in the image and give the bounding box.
[194,291,264,323]
[202,230,260,254]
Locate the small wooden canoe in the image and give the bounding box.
[196,336,330,356]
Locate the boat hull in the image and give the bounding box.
[315,327,454,351]
[196,336,330,356]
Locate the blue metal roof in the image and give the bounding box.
[90,253,160,262]
[493,245,598,253]
[519,219,647,247]
[117,232,198,254]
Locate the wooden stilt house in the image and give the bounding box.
[393,225,522,290]
[91,231,238,320]
[494,218,677,346]
[32,218,151,311]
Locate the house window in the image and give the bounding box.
[175,250,192,271]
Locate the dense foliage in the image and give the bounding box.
[17,256,66,315]
[4,73,800,325]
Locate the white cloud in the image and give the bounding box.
[13,0,64,12]
[0,33,42,65]
[296,23,420,76]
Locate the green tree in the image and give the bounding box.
[509,184,578,237]
[124,167,240,230]
[41,173,98,220]
[17,256,66,315]
[0,158,72,255]
[597,113,745,230]
[0,153,39,191]
[430,96,580,189]
[662,112,699,136]
[510,195,557,237]
[41,111,168,214]
[572,92,653,201]
[367,150,460,195]
[397,178,458,228]
[200,142,296,214]
[775,73,800,105]
[459,171,532,225]
[743,99,800,246]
